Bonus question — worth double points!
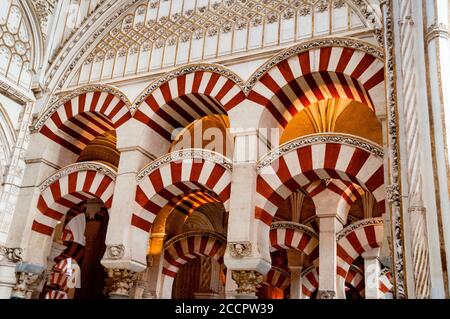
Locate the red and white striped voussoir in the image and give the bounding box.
[265,268,290,290]
[379,270,393,296]
[302,268,319,299]
[134,71,245,141]
[336,219,384,280]
[39,91,131,155]
[32,169,115,237]
[44,290,68,299]
[162,234,225,278]
[248,47,384,128]
[256,141,385,226]
[346,267,365,297]
[269,226,318,257]
[166,190,222,216]
[133,159,231,233]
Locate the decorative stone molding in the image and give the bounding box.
[231,270,264,296]
[385,183,400,207]
[131,64,244,112]
[245,37,384,94]
[270,221,318,239]
[0,246,23,263]
[106,268,137,297]
[49,0,382,91]
[106,245,125,260]
[381,0,407,298]
[257,133,384,171]
[426,23,450,42]
[137,149,233,183]
[164,230,226,249]
[35,84,132,132]
[336,217,383,241]
[317,290,337,299]
[39,162,117,192]
[228,242,252,258]
[11,272,40,299]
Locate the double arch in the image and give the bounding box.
[160,231,226,298]
[29,162,116,265]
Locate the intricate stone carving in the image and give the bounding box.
[257,133,384,172]
[336,217,383,241]
[39,162,117,192]
[0,246,23,263]
[51,0,382,90]
[386,183,400,207]
[137,149,233,183]
[11,272,40,299]
[317,290,336,299]
[106,268,137,297]
[231,270,263,295]
[271,221,318,239]
[228,242,252,258]
[381,0,406,299]
[425,22,450,42]
[106,245,125,260]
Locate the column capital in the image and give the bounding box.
[231,270,264,298]
[10,272,40,299]
[106,268,138,298]
[362,248,381,260]
[0,246,23,264]
[317,290,336,299]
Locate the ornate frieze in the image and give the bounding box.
[257,133,384,172]
[270,221,318,239]
[336,217,383,241]
[136,149,233,183]
[39,162,117,192]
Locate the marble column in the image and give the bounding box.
[362,248,381,299]
[317,216,341,299]
[0,247,22,299]
[224,128,271,290]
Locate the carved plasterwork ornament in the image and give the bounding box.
[228,242,252,258]
[231,270,264,295]
[0,246,23,263]
[48,0,382,91]
[317,290,337,299]
[106,268,137,297]
[106,245,125,260]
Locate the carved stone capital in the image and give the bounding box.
[317,290,336,299]
[231,270,263,296]
[11,272,40,299]
[106,268,137,298]
[0,246,23,263]
[106,245,125,260]
[228,242,252,258]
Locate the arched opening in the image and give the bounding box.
[40,199,110,299]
